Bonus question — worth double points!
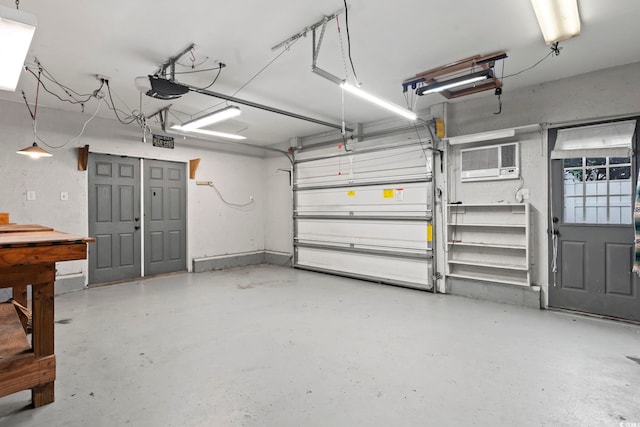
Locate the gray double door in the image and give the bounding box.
[549,123,640,321]
[88,154,186,284]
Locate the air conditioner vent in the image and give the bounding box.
[501,144,516,167]
[460,142,519,182]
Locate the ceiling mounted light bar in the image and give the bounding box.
[301,9,416,122]
[416,69,494,96]
[181,106,241,130]
[313,66,417,121]
[341,82,417,121]
[171,125,246,140]
[0,5,37,92]
[530,0,581,44]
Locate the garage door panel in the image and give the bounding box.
[296,220,431,251]
[294,140,434,291]
[296,183,431,215]
[296,247,432,289]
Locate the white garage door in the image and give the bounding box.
[294,138,434,290]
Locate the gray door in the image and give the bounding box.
[549,125,640,321]
[144,159,187,276]
[88,154,141,284]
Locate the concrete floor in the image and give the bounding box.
[0,265,639,427]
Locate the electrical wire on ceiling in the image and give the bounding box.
[342,0,359,84]
[24,66,99,107]
[173,65,224,75]
[36,99,103,149]
[23,59,150,144]
[21,66,102,151]
[502,44,559,80]
[494,59,505,115]
[200,64,224,90]
[336,13,351,151]
[175,47,210,69]
[104,80,139,125]
[192,37,302,118]
[37,61,101,103]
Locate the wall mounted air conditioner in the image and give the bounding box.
[460,142,519,182]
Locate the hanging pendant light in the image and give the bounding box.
[16,141,52,158]
[18,62,52,158]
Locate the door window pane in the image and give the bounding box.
[562,156,633,224]
[611,166,631,180]
[564,158,583,167]
[585,168,606,181]
[610,157,631,164]
[586,157,606,166]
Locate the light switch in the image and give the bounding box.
[27,191,36,201]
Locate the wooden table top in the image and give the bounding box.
[0,225,54,233]
[0,225,94,248]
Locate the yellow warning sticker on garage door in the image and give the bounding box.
[383,189,394,198]
[347,191,356,197]
[427,223,433,242]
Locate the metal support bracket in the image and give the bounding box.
[159,43,195,81]
[271,8,345,52]
[312,18,328,68]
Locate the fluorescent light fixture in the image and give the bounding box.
[171,125,246,140]
[340,82,417,121]
[530,0,581,44]
[416,70,493,96]
[16,142,52,158]
[181,106,241,130]
[0,6,36,92]
[448,129,516,145]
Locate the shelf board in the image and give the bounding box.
[447,241,526,250]
[446,223,526,228]
[448,259,529,271]
[446,273,529,287]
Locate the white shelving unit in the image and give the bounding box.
[446,203,531,287]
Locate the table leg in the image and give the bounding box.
[31,274,55,407]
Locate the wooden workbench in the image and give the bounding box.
[0,223,92,407]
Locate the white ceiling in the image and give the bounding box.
[2,0,640,146]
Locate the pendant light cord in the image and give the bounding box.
[33,68,41,136]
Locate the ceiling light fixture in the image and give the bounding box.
[416,70,494,96]
[0,5,37,92]
[340,82,417,121]
[181,106,241,130]
[313,66,417,121]
[16,142,52,158]
[171,125,247,140]
[530,0,581,45]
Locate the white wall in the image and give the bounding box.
[442,61,640,305]
[263,154,293,256]
[0,99,266,283]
